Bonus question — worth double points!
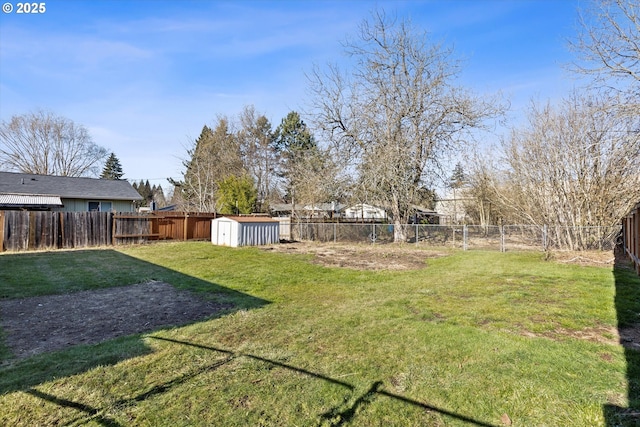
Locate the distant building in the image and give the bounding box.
[343,203,388,221]
[435,189,471,225]
[270,202,345,219]
[0,171,142,212]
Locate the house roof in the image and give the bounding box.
[0,172,142,201]
[0,193,63,208]
[269,203,292,212]
[345,203,386,211]
[270,203,346,212]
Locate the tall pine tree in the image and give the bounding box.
[143,180,152,205]
[133,179,154,207]
[274,111,317,203]
[449,163,466,189]
[100,153,124,179]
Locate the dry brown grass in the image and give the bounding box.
[262,242,448,270]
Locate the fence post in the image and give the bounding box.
[463,225,468,251]
[500,225,505,252]
[598,226,603,251]
[183,212,188,241]
[111,213,116,246]
[452,226,456,248]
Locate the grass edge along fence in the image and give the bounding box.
[622,202,640,274]
[0,211,216,252]
[290,222,621,252]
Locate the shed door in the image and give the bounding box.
[219,221,232,246]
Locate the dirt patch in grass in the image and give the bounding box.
[550,250,616,267]
[0,281,232,359]
[523,324,640,349]
[535,325,620,345]
[263,242,447,270]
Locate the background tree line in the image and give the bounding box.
[1,1,638,247]
[169,106,339,215]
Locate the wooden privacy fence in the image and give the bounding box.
[113,212,217,244]
[622,202,640,275]
[0,211,112,251]
[0,211,217,252]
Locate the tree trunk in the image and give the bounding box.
[393,219,406,243]
[391,204,406,243]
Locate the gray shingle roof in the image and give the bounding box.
[0,172,143,201]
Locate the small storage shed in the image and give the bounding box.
[211,216,280,247]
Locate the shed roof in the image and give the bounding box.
[0,172,142,201]
[216,216,278,223]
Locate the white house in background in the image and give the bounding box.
[343,203,388,221]
[211,216,279,247]
[435,189,472,225]
[270,202,345,219]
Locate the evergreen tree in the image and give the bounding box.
[133,179,153,206]
[274,111,315,154]
[416,186,437,210]
[100,152,124,180]
[449,163,466,189]
[144,180,153,204]
[274,111,317,202]
[152,184,167,208]
[216,174,257,214]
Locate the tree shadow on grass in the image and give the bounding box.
[0,249,269,395]
[604,248,640,426]
[5,337,500,425]
[23,355,236,427]
[150,336,500,427]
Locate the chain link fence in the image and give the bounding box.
[286,222,621,252]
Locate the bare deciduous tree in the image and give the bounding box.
[171,117,243,212]
[0,110,108,177]
[462,153,502,228]
[238,105,278,212]
[308,11,503,242]
[570,0,640,99]
[288,145,342,219]
[493,91,640,249]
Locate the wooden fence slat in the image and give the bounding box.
[622,203,640,275]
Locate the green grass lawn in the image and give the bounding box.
[1,242,639,426]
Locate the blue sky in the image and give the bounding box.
[0,0,583,187]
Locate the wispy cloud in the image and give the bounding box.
[0,0,583,182]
